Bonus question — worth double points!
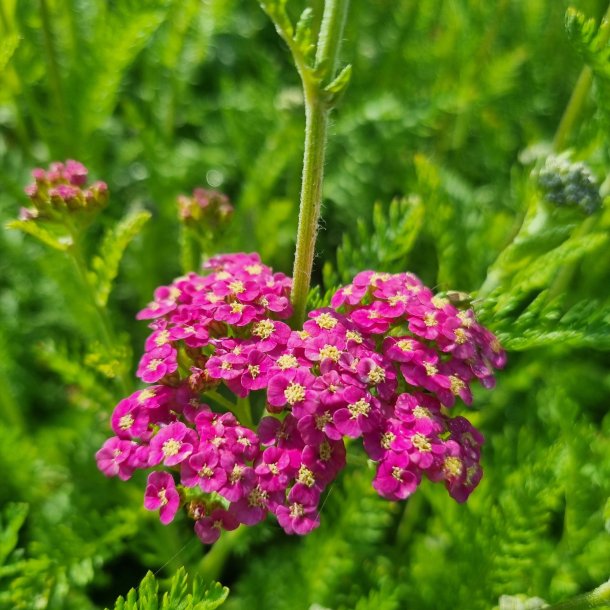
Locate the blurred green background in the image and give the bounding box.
[1,1,610,609]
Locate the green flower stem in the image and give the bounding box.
[553,3,610,151]
[290,0,350,328]
[544,580,610,610]
[290,96,329,327]
[65,219,131,395]
[199,526,245,582]
[39,0,68,138]
[204,390,236,412]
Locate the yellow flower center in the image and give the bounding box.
[346,330,363,343]
[443,457,463,478]
[411,433,431,452]
[431,296,449,309]
[147,359,162,371]
[158,488,168,506]
[289,502,305,518]
[381,432,396,449]
[424,312,437,327]
[391,466,404,481]
[162,438,182,457]
[244,264,263,275]
[230,302,245,314]
[248,487,268,508]
[315,412,332,430]
[277,354,298,370]
[248,364,261,379]
[253,319,275,339]
[119,414,134,430]
[449,375,466,396]
[155,330,170,346]
[199,465,214,478]
[137,388,156,403]
[367,365,386,385]
[413,406,431,419]
[348,398,370,418]
[319,344,341,362]
[457,311,473,328]
[229,464,243,483]
[314,313,338,329]
[454,328,468,344]
[284,382,306,405]
[397,339,414,352]
[424,361,438,376]
[297,465,316,487]
[319,440,332,461]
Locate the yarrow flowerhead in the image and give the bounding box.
[97,253,505,544]
[20,160,108,222]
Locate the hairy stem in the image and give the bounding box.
[290,0,350,327]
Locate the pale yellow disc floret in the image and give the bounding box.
[284,382,306,405]
[348,398,370,418]
[253,319,275,339]
[244,263,263,275]
[297,465,316,487]
[137,388,156,403]
[314,313,338,329]
[319,440,332,461]
[229,280,245,294]
[199,465,214,478]
[147,359,162,371]
[277,354,299,370]
[431,296,449,309]
[154,330,170,346]
[454,328,468,344]
[391,466,404,481]
[158,488,168,506]
[119,414,134,431]
[162,438,182,457]
[346,330,363,344]
[229,464,244,483]
[230,302,245,314]
[424,312,437,327]
[449,375,466,396]
[248,487,268,508]
[397,339,414,352]
[443,456,463,478]
[423,361,438,376]
[413,406,432,419]
[367,365,386,385]
[381,432,396,449]
[411,433,432,452]
[289,502,305,518]
[319,344,341,362]
[248,364,261,379]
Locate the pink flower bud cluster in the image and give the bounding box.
[20,160,108,221]
[96,254,505,543]
[177,188,234,230]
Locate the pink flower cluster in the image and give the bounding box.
[96,253,505,543]
[21,160,108,221]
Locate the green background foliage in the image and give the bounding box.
[1,0,610,608]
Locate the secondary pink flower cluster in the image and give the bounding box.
[96,253,505,543]
[177,187,234,230]
[20,160,108,221]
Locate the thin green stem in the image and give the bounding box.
[65,219,131,394]
[204,390,238,412]
[290,0,350,327]
[290,97,329,327]
[544,580,610,610]
[198,527,245,581]
[39,0,68,139]
[553,67,593,152]
[553,3,610,151]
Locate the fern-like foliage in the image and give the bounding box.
[108,568,228,610]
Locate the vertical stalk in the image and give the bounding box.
[39,0,68,139]
[290,0,350,327]
[553,3,610,151]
